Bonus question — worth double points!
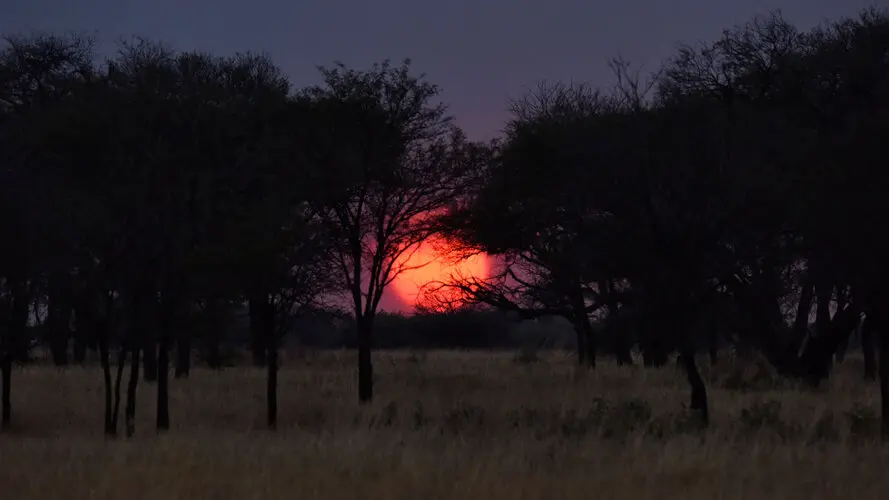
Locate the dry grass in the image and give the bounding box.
[1,349,886,499]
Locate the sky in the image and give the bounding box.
[2,0,881,141]
[1,0,880,313]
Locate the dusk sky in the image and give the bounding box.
[2,0,880,141]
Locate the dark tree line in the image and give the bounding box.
[0,34,479,434]
[428,9,889,431]
[1,7,889,437]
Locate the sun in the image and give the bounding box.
[391,236,489,309]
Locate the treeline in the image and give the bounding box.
[2,7,889,437]
[0,33,486,433]
[428,9,889,429]
[217,309,579,351]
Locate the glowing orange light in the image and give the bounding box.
[391,236,489,309]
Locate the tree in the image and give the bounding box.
[429,82,633,367]
[301,60,480,403]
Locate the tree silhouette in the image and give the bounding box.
[299,60,482,403]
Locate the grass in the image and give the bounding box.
[1,349,887,499]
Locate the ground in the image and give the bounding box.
[0,350,886,499]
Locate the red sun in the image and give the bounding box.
[392,236,489,309]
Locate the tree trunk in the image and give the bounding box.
[792,279,814,347]
[581,324,596,368]
[863,315,877,381]
[570,287,596,368]
[2,276,28,430]
[799,299,860,385]
[600,280,633,366]
[357,314,374,404]
[674,291,708,427]
[111,343,128,434]
[572,320,588,366]
[125,344,140,438]
[124,291,143,438]
[680,347,709,427]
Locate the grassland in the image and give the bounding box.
[1,349,887,499]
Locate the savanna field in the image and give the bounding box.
[1,350,887,500]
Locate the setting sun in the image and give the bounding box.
[391,237,490,310]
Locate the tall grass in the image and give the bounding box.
[1,350,885,499]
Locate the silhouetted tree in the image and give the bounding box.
[300,60,482,403]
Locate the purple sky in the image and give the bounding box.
[2,0,879,141]
[2,0,878,312]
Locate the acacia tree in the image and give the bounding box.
[428,82,634,367]
[301,60,481,403]
[435,47,790,426]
